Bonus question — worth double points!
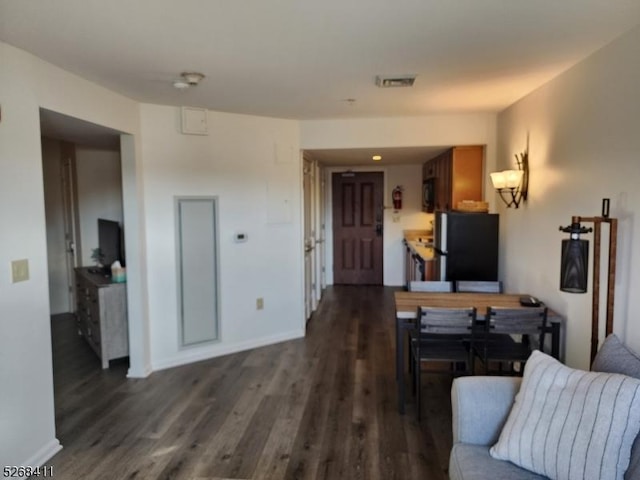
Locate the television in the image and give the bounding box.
[98,219,124,272]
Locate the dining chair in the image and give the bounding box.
[455,280,503,293]
[407,281,454,374]
[412,306,477,420]
[474,306,548,375]
[408,280,453,292]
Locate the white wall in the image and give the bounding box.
[496,26,640,370]
[302,114,497,286]
[140,104,304,370]
[75,147,124,266]
[0,41,145,467]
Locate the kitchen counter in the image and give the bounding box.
[403,229,433,242]
[403,230,437,285]
[406,240,435,261]
[403,230,435,261]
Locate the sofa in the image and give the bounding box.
[449,335,640,480]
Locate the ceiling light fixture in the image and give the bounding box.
[375,75,416,88]
[372,155,382,161]
[173,72,205,90]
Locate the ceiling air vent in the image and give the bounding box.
[375,75,416,88]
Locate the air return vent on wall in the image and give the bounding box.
[375,75,417,88]
[181,106,208,135]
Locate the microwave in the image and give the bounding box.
[422,178,435,213]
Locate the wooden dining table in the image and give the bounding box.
[394,291,563,414]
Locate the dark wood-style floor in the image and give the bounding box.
[48,286,453,479]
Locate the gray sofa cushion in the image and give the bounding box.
[592,333,640,378]
[591,334,640,480]
[489,350,640,480]
[450,336,640,480]
[450,444,546,480]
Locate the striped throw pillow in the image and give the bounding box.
[490,350,640,480]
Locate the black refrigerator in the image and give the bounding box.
[434,212,499,282]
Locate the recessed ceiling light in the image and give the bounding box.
[372,155,382,161]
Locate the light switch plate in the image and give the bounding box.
[11,259,29,283]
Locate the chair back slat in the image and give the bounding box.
[409,281,453,292]
[455,280,503,293]
[473,306,549,376]
[486,307,548,336]
[416,307,476,335]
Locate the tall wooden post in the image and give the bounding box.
[572,211,617,365]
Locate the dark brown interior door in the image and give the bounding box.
[332,172,383,284]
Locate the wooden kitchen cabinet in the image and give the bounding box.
[423,146,483,212]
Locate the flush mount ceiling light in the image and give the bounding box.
[375,75,416,88]
[173,72,205,90]
[372,155,382,161]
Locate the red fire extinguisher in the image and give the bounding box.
[392,186,403,210]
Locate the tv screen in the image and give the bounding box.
[98,219,122,270]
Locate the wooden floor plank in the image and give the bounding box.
[47,286,453,479]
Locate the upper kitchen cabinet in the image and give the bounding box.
[422,146,483,212]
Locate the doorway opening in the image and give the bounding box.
[40,108,132,436]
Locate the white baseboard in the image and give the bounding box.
[21,438,62,468]
[126,363,153,379]
[151,329,305,372]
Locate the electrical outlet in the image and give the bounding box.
[256,297,264,310]
[11,259,29,283]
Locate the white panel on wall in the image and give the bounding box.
[181,107,208,135]
[176,197,220,346]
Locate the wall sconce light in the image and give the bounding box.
[490,149,529,208]
[558,198,618,363]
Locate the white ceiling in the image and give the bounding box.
[3,1,640,164]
